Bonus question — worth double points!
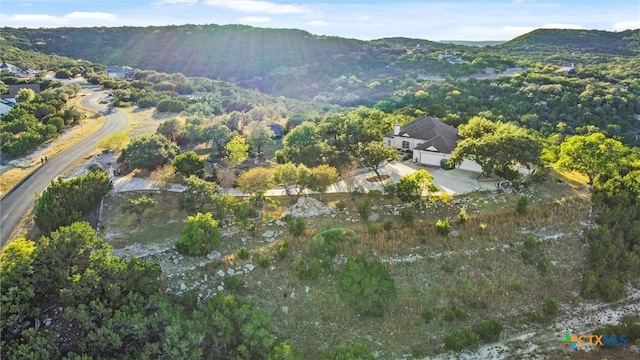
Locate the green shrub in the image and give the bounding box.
[176,212,221,256]
[288,217,306,237]
[225,274,244,292]
[367,221,383,235]
[367,189,383,197]
[593,316,640,348]
[475,318,503,342]
[457,208,468,224]
[336,255,397,317]
[516,195,529,215]
[236,247,250,260]
[268,342,304,360]
[323,343,374,360]
[444,327,480,351]
[542,297,559,320]
[521,236,541,265]
[308,234,339,258]
[383,220,393,231]
[292,256,322,280]
[382,182,396,197]
[442,304,468,322]
[335,200,347,211]
[479,223,487,232]
[356,199,371,220]
[421,308,435,324]
[258,255,271,268]
[275,240,289,260]
[439,192,452,204]
[88,162,104,172]
[436,218,451,236]
[399,208,414,225]
[537,253,551,273]
[440,158,454,170]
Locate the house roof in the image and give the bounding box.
[8,84,41,96]
[384,116,459,153]
[268,123,283,137]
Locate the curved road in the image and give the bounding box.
[0,89,126,246]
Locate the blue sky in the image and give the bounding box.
[1,0,639,41]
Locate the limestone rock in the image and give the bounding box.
[281,197,333,218]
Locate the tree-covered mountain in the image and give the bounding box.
[497,28,640,56]
[0,25,508,101]
[3,25,639,102]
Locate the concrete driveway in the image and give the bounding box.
[110,161,497,196]
[332,161,497,195]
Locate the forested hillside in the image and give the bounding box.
[0,25,509,100]
[498,28,640,57]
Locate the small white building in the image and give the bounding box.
[383,116,481,172]
[560,62,576,72]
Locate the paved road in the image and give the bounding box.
[0,89,126,246]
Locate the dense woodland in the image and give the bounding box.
[1,25,640,358]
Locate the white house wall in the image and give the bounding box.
[383,136,425,151]
[413,149,483,172]
[413,150,446,166]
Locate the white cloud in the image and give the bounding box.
[152,0,198,5]
[4,14,61,23]
[305,20,327,27]
[64,12,118,21]
[241,16,270,23]
[613,19,640,31]
[204,0,312,15]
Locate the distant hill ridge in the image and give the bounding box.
[2,25,637,76]
[497,28,640,55]
[2,25,638,100]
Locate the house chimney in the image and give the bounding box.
[394,123,400,136]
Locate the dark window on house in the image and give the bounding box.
[387,140,391,146]
[402,141,410,149]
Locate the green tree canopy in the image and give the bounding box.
[245,121,274,155]
[122,195,157,221]
[156,117,185,142]
[394,169,438,203]
[336,255,397,317]
[273,162,299,196]
[556,132,628,185]
[118,133,179,171]
[237,167,274,195]
[176,212,221,255]
[34,170,112,235]
[16,88,35,103]
[179,175,222,213]
[449,116,542,176]
[358,141,398,181]
[309,164,339,194]
[225,135,249,168]
[173,150,205,178]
